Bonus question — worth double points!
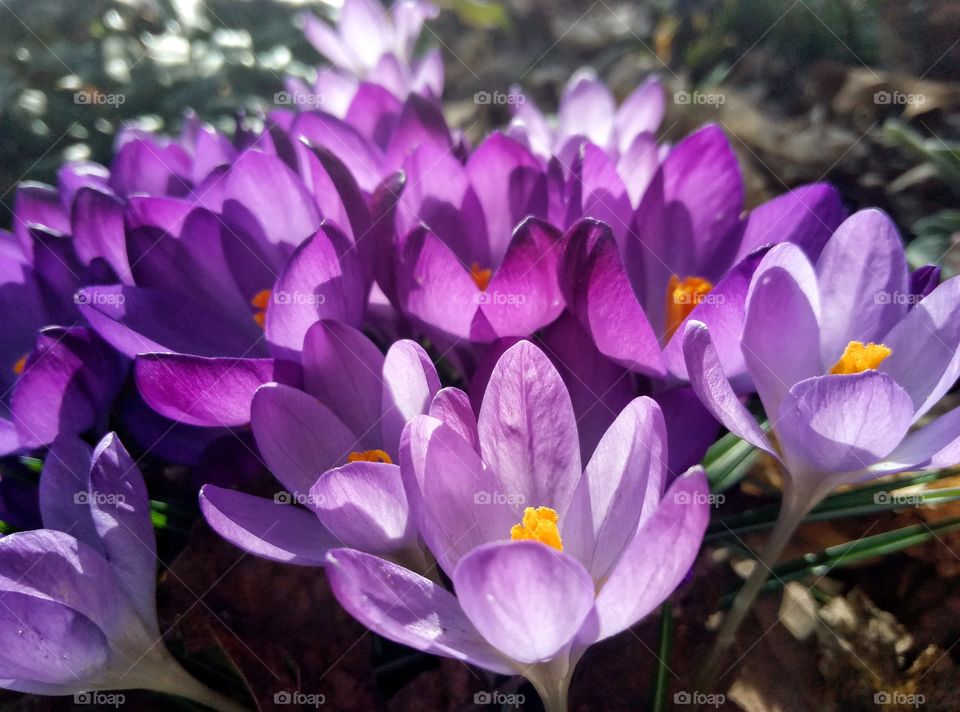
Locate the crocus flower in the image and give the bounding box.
[682,209,960,661]
[295,0,442,113]
[0,432,242,710]
[561,124,846,381]
[509,69,664,169]
[325,342,709,712]
[388,133,566,345]
[198,321,439,569]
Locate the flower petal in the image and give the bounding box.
[815,209,909,365]
[135,354,300,427]
[478,341,581,517]
[592,468,709,640]
[563,397,667,581]
[302,320,384,443]
[682,321,775,455]
[381,340,440,454]
[251,383,357,495]
[453,540,595,664]
[325,548,512,673]
[199,485,333,565]
[310,462,415,556]
[880,276,960,419]
[776,372,914,476]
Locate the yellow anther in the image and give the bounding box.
[251,289,271,329]
[347,449,393,464]
[829,341,892,375]
[510,506,563,551]
[665,275,714,340]
[12,354,27,376]
[470,262,493,292]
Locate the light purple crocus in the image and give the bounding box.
[509,69,664,169]
[682,209,960,658]
[292,0,442,114]
[325,342,709,712]
[198,321,439,569]
[0,432,241,710]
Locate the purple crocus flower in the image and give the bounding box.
[0,432,241,710]
[509,69,664,169]
[198,321,439,569]
[387,133,565,345]
[325,342,709,712]
[292,0,442,114]
[682,209,960,660]
[561,124,847,381]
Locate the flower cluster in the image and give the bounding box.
[1,0,959,710]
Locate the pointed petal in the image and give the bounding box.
[251,383,357,495]
[199,485,333,565]
[135,354,300,427]
[478,342,581,517]
[592,469,709,640]
[325,548,512,673]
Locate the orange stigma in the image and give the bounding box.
[347,449,393,464]
[251,289,271,329]
[470,262,492,292]
[829,341,892,375]
[510,506,563,551]
[665,275,714,340]
[12,354,27,376]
